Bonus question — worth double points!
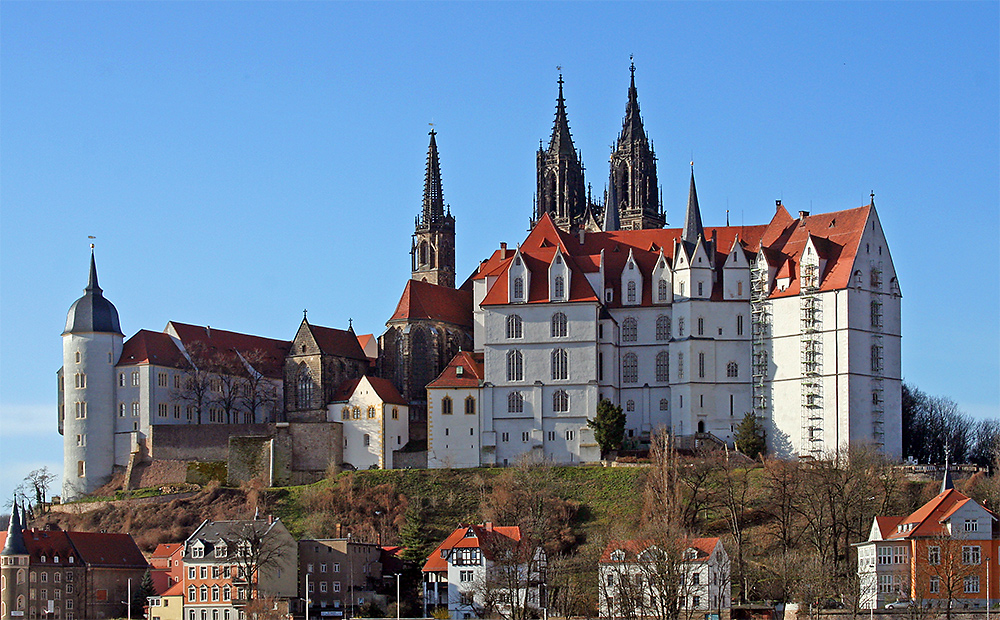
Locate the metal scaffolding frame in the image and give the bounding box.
[751,258,770,418]
[800,261,823,457]
[870,262,885,447]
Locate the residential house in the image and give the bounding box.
[150,543,185,594]
[147,582,184,620]
[299,539,382,619]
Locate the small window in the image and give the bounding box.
[727,361,738,378]
[367,406,376,419]
[697,317,705,336]
[522,431,530,442]
[76,461,85,478]
[698,282,704,297]
[392,407,399,420]
[363,434,371,447]
[622,317,637,342]
[737,315,744,336]
[551,313,567,338]
[657,280,669,301]
[512,277,525,300]
[678,318,685,337]
[626,400,635,412]
[627,281,637,303]
[131,372,140,386]
[553,276,565,299]
[442,397,453,415]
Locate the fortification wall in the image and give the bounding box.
[149,423,272,461]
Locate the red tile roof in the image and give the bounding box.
[305,324,369,361]
[356,333,377,359]
[389,280,473,328]
[161,581,185,597]
[119,330,189,369]
[599,537,720,563]
[878,488,997,540]
[422,524,522,573]
[427,351,484,389]
[165,321,291,379]
[151,542,184,559]
[331,376,408,406]
[65,531,148,568]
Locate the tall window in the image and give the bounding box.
[553,276,565,300]
[678,318,685,337]
[622,318,637,342]
[627,281,637,303]
[928,546,940,565]
[737,315,744,336]
[465,396,476,415]
[508,391,524,413]
[551,313,567,337]
[441,397,453,415]
[367,406,376,418]
[553,390,569,412]
[659,398,669,411]
[658,280,669,302]
[506,315,523,339]
[656,316,670,341]
[697,317,705,335]
[623,353,638,384]
[551,349,568,380]
[871,344,883,373]
[656,351,670,382]
[727,361,738,378]
[871,300,883,329]
[698,352,706,378]
[678,352,684,379]
[507,350,523,381]
[512,277,524,300]
[297,370,313,408]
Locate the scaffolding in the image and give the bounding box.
[800,261,823,458]
[751,259,770,418]
[870,262,885,447]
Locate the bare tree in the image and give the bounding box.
[24,467,56,515]
[230,520,291,602]
[920,533,984,620]
[173,340,216,425]
[474,528,546,620]
[717,451,757,603]
[238,349,280,423]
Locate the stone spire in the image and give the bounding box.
[1,498,28,556]
[682,165,705,246]
[609,60,663,230]
[535,75,588,231]
[602,198,620,232]
[421,129,446,225]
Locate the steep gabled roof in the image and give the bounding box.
[389,279,473,328]
[427,351,484,389]
[65,531,147,568]
[119,330,189,368]
[422,524,523,573]
[331,376,407,406]
[307,324,368,361]
[880,488,997,540]
[151,542,184,559]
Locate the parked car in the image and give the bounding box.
[886,600,915,609]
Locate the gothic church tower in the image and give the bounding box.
[535,75,588,232]
[61,250,124,500]
[608,61,664,231]
[411,130,456,288]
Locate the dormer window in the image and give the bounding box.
[610,549,625,561]
[215,544,227,558]
[627,281,637,304]
[555,255,562,264]
[554,276,564,300]
[513,277,524,300]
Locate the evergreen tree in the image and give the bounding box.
[733,412,766,459]
[131,569,156,618]
[588,399,625,458]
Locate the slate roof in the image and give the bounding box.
[119,330,189,368]
[185,519,287,559]
[389,279,473,328]
[331,376,408,406]
[64,252,123,335]
[599,537,721,563]
[426,351,484,389]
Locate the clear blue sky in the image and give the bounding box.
[2,2,997,504]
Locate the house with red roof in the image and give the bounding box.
[598,537,730,617]
[422,524,545,620]
[856,478,998,609]
[426,352,486,468]
[150,543,185,595]
[329,375,409,469]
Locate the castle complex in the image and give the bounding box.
[59,64,902,498]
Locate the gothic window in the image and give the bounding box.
[551,312,567,338]
[554,276,565,300]
[871,345,883,373]
[659,398,669,411]
[622,317,637,342]
[656,351,669,382]
[699,352,706,378]
[507,350,523,381]
[697,317,705,336]
[341,407,350,420]
[297,369,313,409]
[441,397,453,415]
[551,349,568,380]
[419,242,428,266]
[623,353,638,384]
[506,315,523,339]
[352,407,361,419]
[698,281,704,296]
[553,390,569,412]
[658,280,669,302]
[367,406,376,418]
[508,391,524,413]
[626,400,635,412]
[727,362,738,378]
[627,281,637,304]
[465,396,476,415]
[513,277,525,301]
[678,318,685,337]
[656,315,670,340]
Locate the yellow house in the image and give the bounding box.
[148,582,184,620]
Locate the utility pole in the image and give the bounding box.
[305,573,311,620]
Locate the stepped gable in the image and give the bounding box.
[307,324,368,361]
[427,351,484,389]
[761,204,871,299]
[599,537,719,563]
[331,376,408,405]
[389,279,473,328]
[166,321,291,378]
[64,531,146,567]
[119,330,188,368]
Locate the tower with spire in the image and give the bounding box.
[1,498,29,618]
[60,250,124,500]
[535,75,589,232]
[608,61,664,231]
[411,130,456,288]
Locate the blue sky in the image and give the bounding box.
[2,2,997,504]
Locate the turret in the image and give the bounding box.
[61,249,124,500]
[1,498,29,619]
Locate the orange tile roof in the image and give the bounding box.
[599,537,720,563]
[422,524,522,573]
[879,489,997,540]
[427,351,484,388]
[119,330,189,369]
[305,323,369,361]
[151,542,184,559]
[166,321,291,379]
[389,279,474,328]
[161,581,185,597]
[331,376,407,406]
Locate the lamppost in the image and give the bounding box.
[395,573,401,620]
[304,573,311,620]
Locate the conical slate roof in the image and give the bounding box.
[64,252,123,335]
[682,168,704,246]
[548,75,579,158]
[422,130,446,223]
[1,499,28,556]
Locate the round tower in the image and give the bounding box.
[61,250,123,500]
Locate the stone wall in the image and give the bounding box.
[227,422,343,486]
[148,423,272,461]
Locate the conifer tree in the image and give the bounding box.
[734,411,766,459]
[588,399,626,458]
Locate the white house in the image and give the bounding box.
[329,375,409,469]
[598,537,731,617]
[426,351,486,469]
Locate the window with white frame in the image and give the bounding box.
[964,519,979,532]
[506,350,523,381]
[727,362,738,378]
[627,281,637,304]
[658,280,669,302]
[677,352,684,379]
[656,351,669,382]
[508,392,524,413]
[551,349,568,380]
[962,545,981,565]
[553,276,565,300]
[965,575,980,593]
[929,576,940,593]
[551,313,567,338]
[622,318,637,342]
[656,316,670,340]
[623,353,638,383]
[506,315,523,339]
[512,277,525,301]
[553,390,569,412]
[928,546,940,565]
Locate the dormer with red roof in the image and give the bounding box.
[620,249,643,306]
[508,247,530,304]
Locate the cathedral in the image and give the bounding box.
[59,63,902,497]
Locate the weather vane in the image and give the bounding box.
[88,235,96,250]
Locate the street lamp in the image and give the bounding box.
[304,573,310,620]
[395,573,401,620]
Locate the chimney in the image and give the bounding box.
[578,228,585,245]
[268,514,274,525]
[485,522,494,532]
[775,200,782,210]
[799,211,809,219]
[500,242,507,259]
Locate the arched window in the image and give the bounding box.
[506,315,523,339]
[507,350,523,381]
[678,318,685,337]
[551,313,567,338]
[508,391,524,413]
[352,406,361,419]
[553,276,565,300]
[297,369,313,409]
[223,585,231,601]
[658,280,669,301]
[623,353,638,383]
[465,396,476,415]
[656,315,670,340]
[727,362,738,378]
[656,351,670,382]
[188,586,196,602]
[626,400,635,412]
[367,406,377,418]
[513,277,525,300]
[200,585,208,602]
[551,349,568,380]
[659,398,669,411]
[622,318,637,342]
[419,242,428,266]
[553,390,569,412]
[627,281,637,303]
[441,397,453,415]
[212,585,220,602]
[341,407,350,420]
[697,420,706,433]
